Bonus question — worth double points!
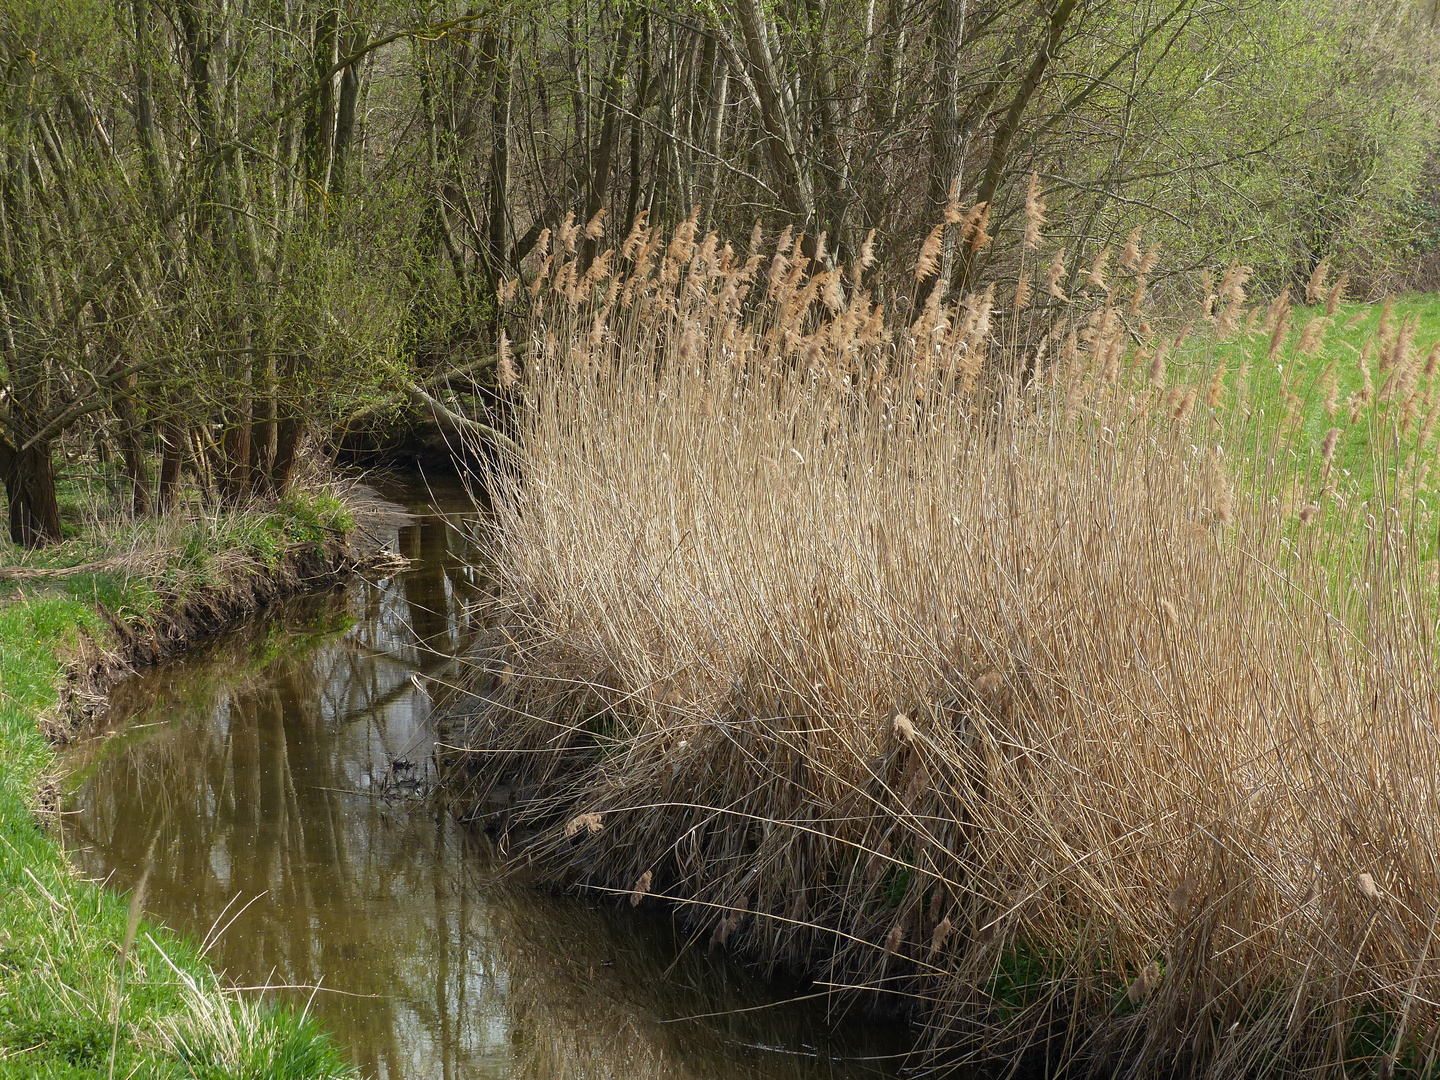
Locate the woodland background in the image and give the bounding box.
[4,0,1440,545]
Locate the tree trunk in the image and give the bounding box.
[580,8,639,269]
[487,27,512,283]
[271,415,306,495]
[115,394,153,517]
[625,11,653,234]
[951,0,1079,297]
[2,438,63,547]
[158,417,184,513]
[330,29,364,196]
[221,412,253,504]
[303,6,341,195]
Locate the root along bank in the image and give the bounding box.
[448,214,1440,1078]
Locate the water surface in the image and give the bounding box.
[59,475,903,1079]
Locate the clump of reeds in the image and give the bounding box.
[453,208,1440,1077]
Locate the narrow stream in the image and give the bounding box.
[57,474,904,1080]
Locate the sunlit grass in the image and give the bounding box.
[0,597,355,1077]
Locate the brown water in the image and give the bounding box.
[58,475,904,1080]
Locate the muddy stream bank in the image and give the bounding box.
[55,473,905,1079]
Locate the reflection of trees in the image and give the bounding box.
[61,488,896,1079]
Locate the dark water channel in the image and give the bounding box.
[57,475,903,1080]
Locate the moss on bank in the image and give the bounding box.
[0,493,363,1078]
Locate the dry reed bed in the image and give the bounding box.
[453,212,1440,1077]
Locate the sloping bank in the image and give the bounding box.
[0,487,403,1078]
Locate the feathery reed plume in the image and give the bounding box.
[1023,173,1047,248]
[1263,285,1292,335]
[915,225,945,282]
[1297,316,1330,358]
[1207,358,1227,409]
[929,915,952,957]
[630,870,652,906]
[1047,248,1067,300]
[1379,296,1396,346]
[1120,227,1142,271]
[668,206,701,263]
[1325,271,1348,315]
[1272,300,1296,364]
[1139,242,1160,275]
[1087,246,1111,290]
[1129,277,1146,315]
[1127,961,1161,1004]
[967,203,992,251]
[1214,300,1242,341]
[1321,426,1341,463]
[1419,396,1440,450]
[1305,257,1330,305]
[498,277,518,307]
[893,712,916,743]
[557,211,579,253]
[708,902,748,952]
[768,240,792,299]
[1208,448,1234,523]
[944,177,964,225]
[584,207,606,241]
[1322,363,1339,417]
[497,330,518,389]
[564,812,604,837]
[1014,270,1032,312]
[1175,385,1197,422]
[1158,598,1179,629]
[1216,259,1251,304]
[859,228,878,271]
[884,924,904,956]
[621,211,650,260]
[1358,873,1381,901]
[1147,339,1170,385]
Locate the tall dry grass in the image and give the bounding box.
[452,208,1440,1077]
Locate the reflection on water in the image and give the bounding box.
[59,476,903,1080]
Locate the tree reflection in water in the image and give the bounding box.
[59,477,902,1080]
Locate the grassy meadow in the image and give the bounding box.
[450,215,1440,1078]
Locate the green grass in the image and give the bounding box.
[0,598,356,1079]
[0,474,364,1078]
[1,487,355,605]
[1176,293,1440,485]
[1160,293,1440,576]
